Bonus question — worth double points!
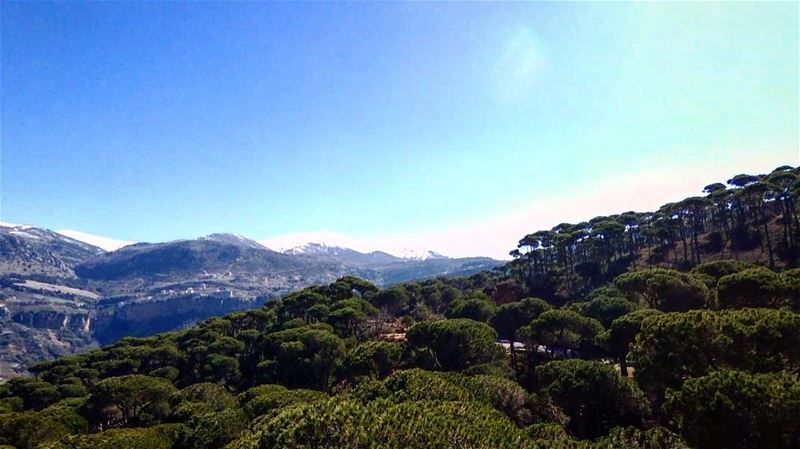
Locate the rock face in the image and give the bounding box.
[0,226,500,379]
[93,293,268,345]
[10,310,92,331]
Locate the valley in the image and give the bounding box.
[0,226,498,379]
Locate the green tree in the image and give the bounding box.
[83,375,177,429]
[520,310,603,356]
[405,319,504,371]
[664,370,800,449]
[341,340,402,381]
[717,267,795,310]
[536,360,649,439]
[614,268,710,311]
[598,309,663,376]
[372,287,410,315]
[490,298,553,372]
[256,325,345,390]
[445,296,497,322]
[631,309,800,397]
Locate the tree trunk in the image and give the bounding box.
[762,211,775,269]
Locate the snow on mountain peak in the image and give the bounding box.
[56,229,135,252]
[258,231,450,260]
[395,248,448,261]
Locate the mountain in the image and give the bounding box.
[56,229,134,251]
[394,248,449,261]
[0,226,500,378]
[74,234,307,281]
[0,223,105,278]
[281,242,405,267]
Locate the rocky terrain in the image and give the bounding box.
[0,223,499,379]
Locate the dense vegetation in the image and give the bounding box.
[1,165,798,449]
[505,165,800,303]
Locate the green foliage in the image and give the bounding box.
[83,374,177,429]
[526,422,571,441]
[579,294,640,327]
[520,310,603,354]
[177,408,247,449]
[3,377,62,410]
[405,318,504,371]
[537,360,649,439]
[597,309,663,374]
[256,398,537,449]
[664,370,800,449]
[717,267,798,310]
[490,297,553,341]
[595,427,690,449]
[341,340,402,381]
[372,287,410,314]
[690,260,755,281]
[631,309,800,396]
[326,306,367,338]
[177,382,238,411]
[240,386,327,419]
[352,369,531,424]
[445,296,498,322]
[4,268,798,449]
[42,423,183,449]
[255,325,345,390]
[0,408,83,449]
[614,268,711,312]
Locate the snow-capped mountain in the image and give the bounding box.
[0,222,106,277]
[278,241,450,265]
[199,233,267,250]
[56,229,135,251]
[394,248,449,261]
[280,242,404,267]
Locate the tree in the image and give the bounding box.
[520,309,603,356]
[614,268,710,311]
[327,306,367,338]
[44,424,183,449]
[372,287,410,315]
[737,182,776,269]
[690,260,755,282]
[717,267,795,310]
[256,398,538,449]
[536,360,649,439]
[278,290,328,323]
[597,426,690,449]
[341,341,402,381]
[630,309,800,398]
[664,370,800,449]
[445,296,497,322]
[598,309,663,376]
[579,294,639,327]
[84,375,177,429]
[490,298,552,372]
[405,319,504,371]
[256,325,345,390]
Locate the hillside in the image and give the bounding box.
[499,165,800,305]
[0,164,798,449]
[0,230,499,378]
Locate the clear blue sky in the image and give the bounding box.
[2,2,798,256]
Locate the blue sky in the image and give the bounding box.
[2,2,798,258]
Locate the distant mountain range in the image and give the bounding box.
[0,222,500,379]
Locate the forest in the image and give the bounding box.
[0,164,798,449]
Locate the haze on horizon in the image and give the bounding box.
[2,2,798,259]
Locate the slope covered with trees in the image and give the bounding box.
[1,165,798,449]
[504,165,800,304]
